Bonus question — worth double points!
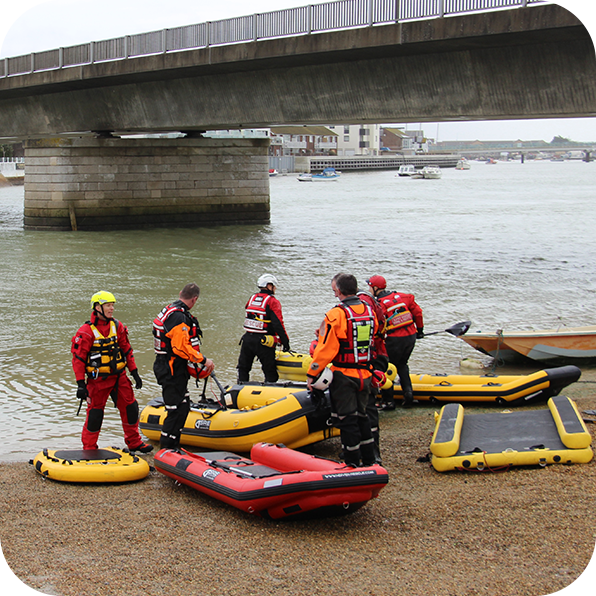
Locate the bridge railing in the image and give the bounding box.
[1,0,542,78]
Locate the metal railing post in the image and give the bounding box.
[59,47,64,68]
[125,35,130,59]
[395,0,400,23]
[307,5,312,34]
[207,22,211,47]
[31,53,35,74]
[162,29,167,54]
[253,14,258,41]
[90,41,95,64]
[439,0,445,18]
[368,0,373,26]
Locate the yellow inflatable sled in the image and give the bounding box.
[429,396,593,472]
[30,447,150,483]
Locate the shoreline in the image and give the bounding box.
[1,377,595,596]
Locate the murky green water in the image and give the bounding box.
[1,159,595,460]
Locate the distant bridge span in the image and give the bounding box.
[0,2,594,138]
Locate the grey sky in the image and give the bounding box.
[0,0,595,142]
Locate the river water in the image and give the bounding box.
[1,159,595,461]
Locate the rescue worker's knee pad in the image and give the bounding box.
[87,408,104,432]
[126,401,139,424]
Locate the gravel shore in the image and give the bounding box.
[1,374,595,596]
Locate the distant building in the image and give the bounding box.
[327,124,381,156]
[269,126,338,156]
[379,127,413,152]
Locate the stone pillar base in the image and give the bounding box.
[23,137,270,230]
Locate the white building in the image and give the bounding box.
[327,124,381,156]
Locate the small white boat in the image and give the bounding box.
[461,325,596,363]
[312,167,340,181]
[456,159,471,170]
[297,173,313,182]
[397,164,418,177]
[421,166,442,179]
[269,169,278,177]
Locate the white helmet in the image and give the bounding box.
[257,274,278,288]
[312,367,333,390]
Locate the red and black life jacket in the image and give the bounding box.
[377,291,414,335]
[153,301,202,356]
[332,300,375,369]
[243,292,273,334]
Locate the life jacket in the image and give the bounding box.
[332,300,375,368]
[153,302,202,356]
[378,291,414,334]
[85,319,126,377]
[243,292,273,334]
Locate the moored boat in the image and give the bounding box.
[139,389,338,451]
[455,158,471,170]
[397,164,418,177]
[312,167,340,180]
[154,442,389,519]
[460,325,596,363]
[421,166,442,179]
[273,351,581,405]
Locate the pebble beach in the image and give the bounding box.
[1,373,595,596]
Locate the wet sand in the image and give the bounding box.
[1,374,595,596]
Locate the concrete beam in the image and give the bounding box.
[0,4,594,138]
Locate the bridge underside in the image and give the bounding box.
[0,4,594,138]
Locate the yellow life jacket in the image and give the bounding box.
[86,320,126,377]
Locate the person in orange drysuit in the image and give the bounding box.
[153,283,214,449]
[306,273,378,467]
[71,291,152,453]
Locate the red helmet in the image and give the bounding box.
[366,275,387,289]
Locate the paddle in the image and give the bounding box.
[422,320,471,337]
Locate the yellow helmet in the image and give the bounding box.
[90,291,116,308]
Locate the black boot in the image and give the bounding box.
[401,388,414,408]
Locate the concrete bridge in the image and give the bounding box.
[0,0,594,230]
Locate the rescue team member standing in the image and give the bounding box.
[307,273,377,467]
[72,291,152,453]
[367,275,424,409]
[237,274,290,383]
[153,283,214,449]
[357,283,388,463]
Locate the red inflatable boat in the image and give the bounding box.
[154,442,389,520]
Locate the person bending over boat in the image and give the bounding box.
[237,274,290,383]
[153,283,215,449]
[366,275,424,409]
[71,291,152,453]
[306,273,378,467]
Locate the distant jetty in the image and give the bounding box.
[307,154,459,172]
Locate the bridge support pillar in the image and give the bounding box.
[23,137,270,230]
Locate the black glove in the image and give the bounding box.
[416,328,424,339]
[76,380,88,400]
[282,343,291,352]
[131,369,143,390]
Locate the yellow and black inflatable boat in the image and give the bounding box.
[140,389,338,452]
[429,395,593,472]
[30,447,150,483]
[275,351,581,405]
